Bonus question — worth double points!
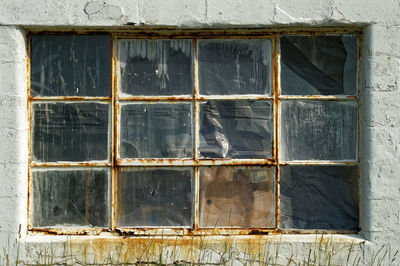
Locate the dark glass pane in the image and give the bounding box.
[119,39,194,96]
[280,166,359,229]
[281,100,358,161]
[32,102,109,162]
[32,169,109,227]
[120,103,193,158]
[281,35,358,95]
[31,35,111,97]
[199,166,275,228]
[117,168,193,227]
[198,39,271,95]
[199,100,273,159]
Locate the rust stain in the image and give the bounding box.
[111,34,118,231]
[198,95,273,101]
[31,162,112,167]
[118,96,192,101]
[29,96,111,102]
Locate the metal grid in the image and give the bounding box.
[27,28,363,235]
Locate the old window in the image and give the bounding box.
[28,31,360,234]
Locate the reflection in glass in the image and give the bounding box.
[280,35,358,95]
[198,39,272,95]
[281,100,358,161]
[31,35,111,97]
[120,103,193,158]
[199,166,275,228]
[32,102,109,162]
[117,168,193,227]
[119,39,194,96]
[199,100,273,159]
[32,169,109,227]
[280,166,359,229]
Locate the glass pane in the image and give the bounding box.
[117,168,193,227]
[199,100,273,159]
[199,166,275,228]
[198,39,272,95]
[281,100,358,161]
[32,102,109,162]
[31,35,111,97]
[118,39,194,96]
[280,166,359,229]
[281,35,358,95]
[120,103,193,158]
[32,169,110,227]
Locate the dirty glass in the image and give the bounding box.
[32,102,109,162]
[119,39,194,96]
[120,103,193,158]
[30,35,111,97]
[32,169,109,227]
[198,39,272,95]
[280,35,358,95]
[117,168,193,227]
[280,166,359,229]
[199,100,273,159]
[199,166,275,228]
[280,100,358,161]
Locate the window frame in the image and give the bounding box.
[26,28,363,236]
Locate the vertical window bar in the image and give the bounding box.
[193,39,199,230]
[111,35,117,231]
[273,36,281,228]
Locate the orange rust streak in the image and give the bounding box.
[273,36,280,228]
[30,96,112,102]
[117,96,192,102]
[30,228,108,235]
[31,162,112,167]
[279,95,359,101]
[198,96,273,101]
[111,34,118,231]
[115,158,276,167]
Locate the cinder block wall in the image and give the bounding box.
[0,1,399,264]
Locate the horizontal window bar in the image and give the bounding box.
[29,227,109,235]
[116,158,275,166]
[279,160,359,166]
[198,95,273,100]
[279,95,359,101]
[31,162,112,167]
[117,96,193,101]
[29,97,112,102]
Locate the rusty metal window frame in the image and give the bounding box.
[27,28,363,236]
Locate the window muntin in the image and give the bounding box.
[28,32,360,234]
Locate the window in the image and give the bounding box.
[28,30,360,235]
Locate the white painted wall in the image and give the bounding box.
[0,0,399,264]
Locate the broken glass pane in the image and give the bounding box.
[199,166,275,228]
[117,168,193,227]
[120,103,193,158]
[280,166,359,229]
[281,100,358,161]
[198,39,272,95]
[199,100,273,159]
[31,35,111,97]
[32,102,109,162]
[32,169,110,227]
[119,39,194,96]
[280,35,358,95]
